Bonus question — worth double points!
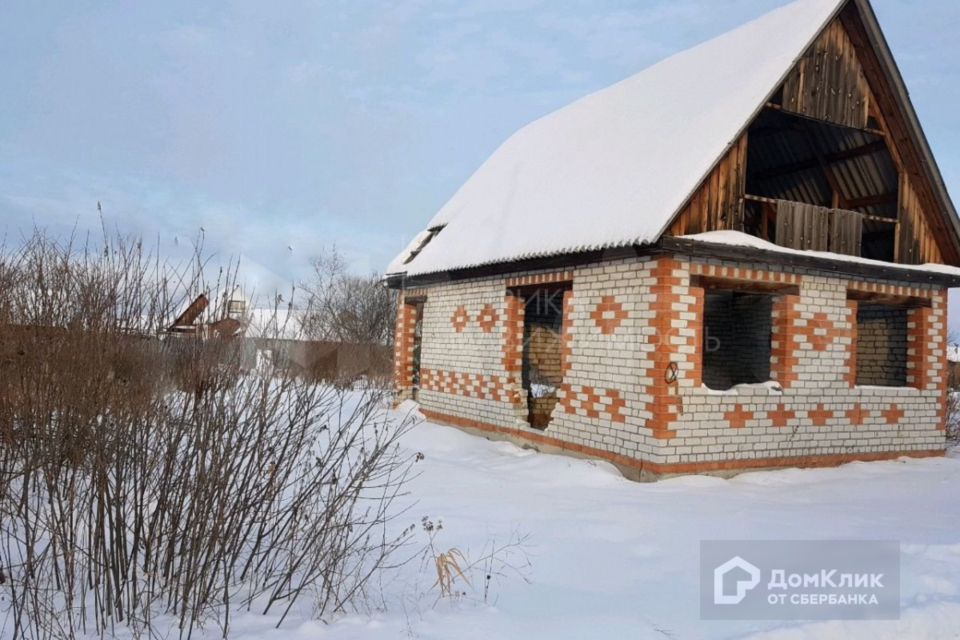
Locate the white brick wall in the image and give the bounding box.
[397,253,948,475]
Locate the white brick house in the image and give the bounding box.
[386,0,960,479]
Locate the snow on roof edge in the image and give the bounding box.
[385,236,649,278]
[679,230,960,278]
[389,228,960,283]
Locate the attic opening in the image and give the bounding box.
[517,284,570,430]
[702,287,774,391]
[744,107,899,261]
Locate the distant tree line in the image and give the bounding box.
[301,245,397,346]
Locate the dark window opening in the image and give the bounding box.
[702,290,774,391]
[519,285,568,430]
[410,301,424,398]
[742,199,768,240]
[744,108,899,259]
[861,226,896,262]
[855,303,907,387]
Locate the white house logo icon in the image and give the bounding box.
[714,556,761,605]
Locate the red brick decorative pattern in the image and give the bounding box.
[689,263,801,285]
[845,300,858,387]
[846,404,869,426]
[505,271,574,288]
[773,297,857,390]
[451,305,470,333]
[767,404,796,428]
[559,384,626,423]
[798,312,841,352]
[907,306,936,389]
[501,292,526,409]
[501,293,524,375]
[477,304,498,333]
[882,404,905,425]
[393,300,419,394]
[644,257,689,440]
[420,369,511,402]
[771,294,800,389]
[808,404,833,427]
[420,408,943,477]
[847,281,932,299]
[933,298,948,432]
[905,299,948,429]
[561,290,574,375]
[689,286,704,387]
[590,295,627,335]
[725,405,753,429]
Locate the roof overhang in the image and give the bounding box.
[387,234,960,291]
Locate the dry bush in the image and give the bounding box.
[0,230,417,639]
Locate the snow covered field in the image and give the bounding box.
[161,402,960,640]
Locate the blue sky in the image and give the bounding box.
[2,0,958,314]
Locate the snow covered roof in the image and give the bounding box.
[245,308,309,341]
[389,0,847,276]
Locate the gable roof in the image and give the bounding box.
[388,0,958,277]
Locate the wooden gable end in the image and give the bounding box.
[898,173,941,264]
[839,2,958,265]
[781,19,870,131]
[666,3,959,267]
[667,133,747,237]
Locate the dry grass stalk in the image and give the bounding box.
[434,549,471,598]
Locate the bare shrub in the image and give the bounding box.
[301,246,397,346]
[0,230,417,639]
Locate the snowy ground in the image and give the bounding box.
[183,403,960,639]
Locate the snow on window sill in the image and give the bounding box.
[701,380,783,395]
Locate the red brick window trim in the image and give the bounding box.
[506,280,574,430]
[506,271,574,288]
[689,263,802,287]
[394,296,425,396]
[847,290,934,390]
[700,282,777,391]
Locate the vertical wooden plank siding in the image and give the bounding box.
[668,133,748,236]
[897,174,941,265]
[776,200,830,252]
[841,5,958,265]
[781,21,870,130]
[830,208,863,257]
[775,200,862,257]
[664,11,956,267]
